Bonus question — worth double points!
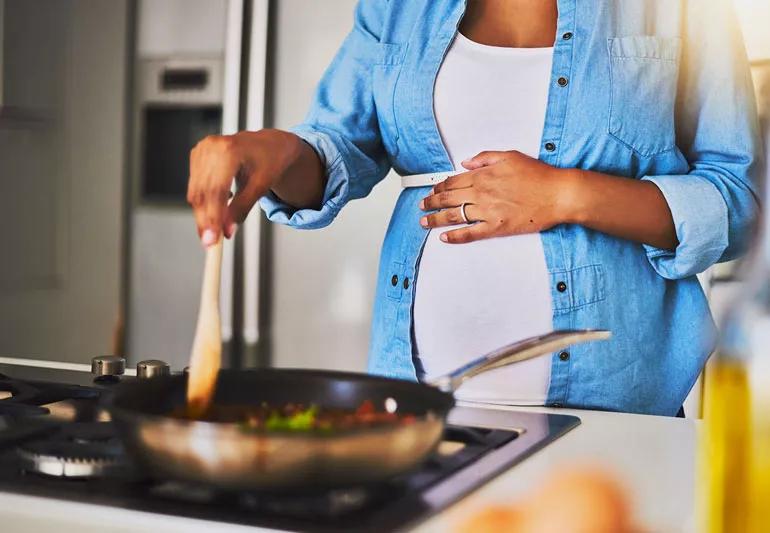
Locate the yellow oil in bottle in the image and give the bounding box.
[700,353,770,533]
[700,356,750,533]
[747,350,770,533]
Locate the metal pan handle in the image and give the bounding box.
[428,329,611,393]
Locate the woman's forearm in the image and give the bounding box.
[268,131,327,210]
[563,169,678,250]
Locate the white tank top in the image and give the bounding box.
[413,33,554,405]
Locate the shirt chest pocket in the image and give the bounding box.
[372,43,406,158]
[607,36,681,157]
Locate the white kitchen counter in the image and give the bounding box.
[0,405,697,533]
[417,404,698,533]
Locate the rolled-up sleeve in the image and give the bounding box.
[641,0,762,280]
[259,0,391,229]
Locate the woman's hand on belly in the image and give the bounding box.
[418,150,677,249]
[418,150,572,243]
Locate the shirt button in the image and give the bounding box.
[559,351,570,361]
[562,32,573,40]
[544,142,556,152]
[403,277,410,290]
[556,281,567,292]
[557,76,569,87]
[391,274,398,287]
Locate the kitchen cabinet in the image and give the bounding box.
[0,0,66,125]
[0,0,4,107]
[0,1,68,296]
[0,1,129,363]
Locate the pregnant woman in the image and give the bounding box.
[186,0,761,415]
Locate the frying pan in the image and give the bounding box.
[109,329,609,491]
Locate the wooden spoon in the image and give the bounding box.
[186,238,223,418]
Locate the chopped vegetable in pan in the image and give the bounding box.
[264,405,318,431]
[172,400,416,432]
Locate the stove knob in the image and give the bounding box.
[136,359,171,379]
[91,355,125,377]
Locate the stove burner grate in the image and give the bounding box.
[0,378,39,405]
[0,378,49,418]
[16,422,126,478]
[0,374,101,419]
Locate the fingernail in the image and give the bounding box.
[202,229,217,247]
[420,217,428,227]
[419,199,425,209]
[227,223,238,238]
[440,233,448,242]
[461,159,471,165]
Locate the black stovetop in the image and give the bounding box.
[0,362,580,532]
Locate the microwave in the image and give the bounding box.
[136,57,223,204]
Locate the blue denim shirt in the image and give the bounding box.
[261,0,761,416]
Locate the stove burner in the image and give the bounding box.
[17,422,125,478]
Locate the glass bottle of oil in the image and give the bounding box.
[700,212,770,532]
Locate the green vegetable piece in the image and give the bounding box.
[265,411,288,431]
[287,405,318,430]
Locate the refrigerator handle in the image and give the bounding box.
[242,0,271,348]
[218,0,245,344]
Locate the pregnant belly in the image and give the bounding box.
[413,226,554,404]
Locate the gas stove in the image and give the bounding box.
[0,358,580,532]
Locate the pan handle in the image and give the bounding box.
[428,329,611,394]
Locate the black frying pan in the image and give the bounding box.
[109,330,609,491]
